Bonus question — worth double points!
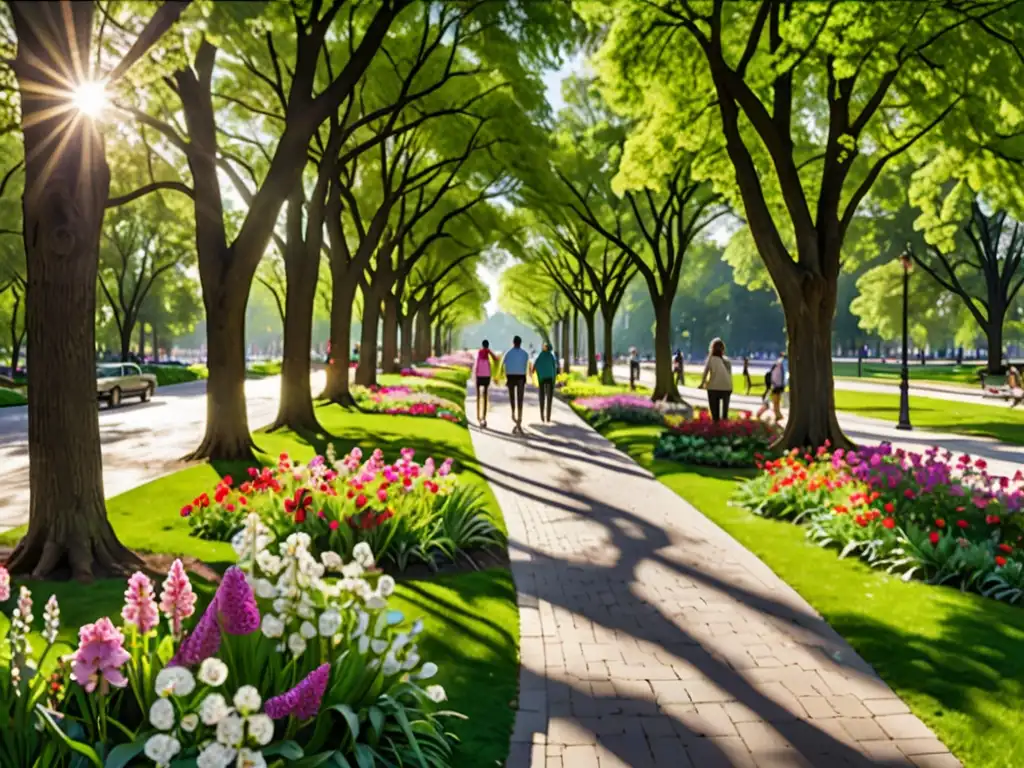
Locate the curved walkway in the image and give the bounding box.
[468,386,958,768]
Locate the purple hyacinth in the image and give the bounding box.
[170,601,221,667]
[216,567,260,635]
[265,663,330,720]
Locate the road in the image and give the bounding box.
[0,372,325,532]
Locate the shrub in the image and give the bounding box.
[571,393,690,427]
[654,412,778,468]
[352,385,464,423]
[734,443,1024,602]
[0,541,458,766]
[141,364,208,386]
[183,447,504,571]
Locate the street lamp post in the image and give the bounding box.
[897,246,913,431]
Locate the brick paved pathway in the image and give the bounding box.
[468,385,959,768]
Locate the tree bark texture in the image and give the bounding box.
[6,0,139,580]
[651,299,681,402]
[986,317,1005,374]
[432,322,442,358]
[585,312,598,377]
[355,286,380,387]
[321,277,357,406]
[399,304,415,369]
[560,313,571,374]
[381,294,399,374]
[415,299,432,362]
[602,313,615,385]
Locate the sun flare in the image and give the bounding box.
[71,80,109,118]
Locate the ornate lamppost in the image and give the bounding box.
[897,246,913,431]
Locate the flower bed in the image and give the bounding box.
[654,411,778,468]
[734,443,1024,603]
[571,393,692,427]
[425,352,474,369]
[183,447,504,571]
[0,535,457,767]
[353,385,464,424]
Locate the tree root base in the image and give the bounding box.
[5,531,142,583]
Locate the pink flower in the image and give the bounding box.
[159,559,197,639]
[216,567,260,635]
[71,618,131,693]
[122,572,159,635]
[0,566,9,603]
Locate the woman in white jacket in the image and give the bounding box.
[699,338,733,421]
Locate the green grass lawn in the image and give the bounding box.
[0,387,26,407]
[832,361,987,387]
[143,363,209,386]
[0,401,517,767]
[599,420,1024,768]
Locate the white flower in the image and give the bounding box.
[411,618,424,636]
[237,747,267,768]
[371,638,389,655]
[149,698,176,731]
[42,595,60,644]
[352,610,370,638]
[378,575,395,597]
[199,693,231,726]
[352,542,375,568]
[341,562,364,579]
[233,686,262,715]
[253,578,277,599]
[417,662,438,680]
[320,551,343,571]
[382,652,401,676]
[197,742,237,768]
[365,595,387,611]
[402,651,421,671]
[300,620,317,639]
[144,734,182,767]
[198,658,229,687]
[261,614,285,639]
[256,551,283,576]
[296,602,315,620]
[156,667,196,697]
[216,713,245,747]
[358,635,370,655]
[181,713,199,732]
[391,633,409,652]
[425,685,447,703]
[288,632,307,656]
[318,610,342,637]
[247,713,274,746]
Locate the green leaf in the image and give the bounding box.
[330,704,361,741]
[156,635,175,665]
[36,707,102,768]
[290,753,334,768]
[368,705,384,738]
[264,741,305,759]
[104,740,146,768]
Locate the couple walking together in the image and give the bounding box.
[699,338,787,423]
[474,336,558,434]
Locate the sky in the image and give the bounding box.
[478,56,582,316]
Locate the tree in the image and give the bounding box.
[499,261,570,363]
[581,0,1024,446]
[5,0,190,579]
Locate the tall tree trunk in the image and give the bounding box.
[561,313,571,374]
[186,275,255,460]
[399,304,415,369]
[433,322,442,358]
[152,325,158,362]
[355,287,379,387]
[138,320,146,360]
[272,252,321,431]
[985,314,1005,374]
[779,278,850,449]
[651,298,681,402]
[119,316,133,362]
[585,312,598,377]
[381,294,399,374]
[602,312,615,385]
[415,300,432,361]
[572,309,579,365]
[6,0,139,580]
[11,331,24,374]
[321,277,356,406]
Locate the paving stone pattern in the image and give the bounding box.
[468,386,959,768]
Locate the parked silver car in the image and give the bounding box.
[96,363,158,407]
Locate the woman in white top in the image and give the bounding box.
[699,337,733,421]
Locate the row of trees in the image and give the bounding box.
[2,0,576,580]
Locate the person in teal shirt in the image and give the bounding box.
[531,343,558,423]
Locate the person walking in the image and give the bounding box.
[698,338,733,421]
[629,347,640,391]
[1008,364,1024,408]
[742,356,752,395]
[502,335,530,434]
[531,342,558,423]
[673,349,684,387]
[474,340,500,427]
[757,352,787,424]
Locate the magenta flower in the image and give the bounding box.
[0,565,9,602]
[170,602,221,667]
[71,618,131,693]
[216,567,260,635]
[122,572,159,636]
[265,663,330,720]
[159,559,197,639]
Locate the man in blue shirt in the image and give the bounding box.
[501,335,530,434]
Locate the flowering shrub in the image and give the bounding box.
[353,385,464,424]
[571,393,691,427]
[654,411,778,467]
[426,352,474,369]
[399,367,439,379]
[734,443,1024,602]
[183,447,504,571]
[0,539,458,766]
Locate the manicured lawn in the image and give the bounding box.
[598,420,1024,768]
[0,388,26,407]
[833,361,985,388]
[1,401,518,767]
[832,390,1024,445]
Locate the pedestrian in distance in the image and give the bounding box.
[742,356,752,395]
[629,347,640,391]
[1008,364,1024,408]
[698,338,733,422]
[474,340,500,428]
[531,342,558,423]
[757,352,787,424]
[673,349,684,387]
[502,335,530,435]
